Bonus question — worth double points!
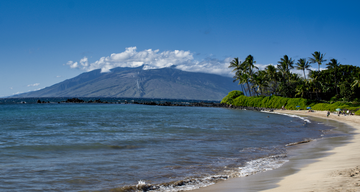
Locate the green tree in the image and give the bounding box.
[309,51,326,71]
[296,58,311,79]
[295,80,309,98]
[326,58,341,95]
[242,55,258,96]
[352,72,360,88]
[308,71,322,100]
[229,57,247,95]
[277,55,294,97]
[227,53,360,102]
[252,70,268,96]
[264,65,278,95]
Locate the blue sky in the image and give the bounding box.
[1,0,360,97]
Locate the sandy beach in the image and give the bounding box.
[195,110,360,192]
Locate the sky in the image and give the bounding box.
[1,0,360,97]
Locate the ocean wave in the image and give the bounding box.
[235,154,288,177]
[112,154,288,192]
[261,110,311,123]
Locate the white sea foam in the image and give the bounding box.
[148,154,288,192]
[237,155,288,177]
[261,110,311,123]
[137,180,146,187]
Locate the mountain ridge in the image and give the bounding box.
[13,67,239,100]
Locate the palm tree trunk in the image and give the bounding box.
[316,89,319,100]
[254,87,258,96]
[241,84,246,95]
[335,72,338,96]
[246,82,251,96]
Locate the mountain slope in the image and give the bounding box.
[14,67,240,100]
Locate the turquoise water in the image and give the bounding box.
[0,103,333,191]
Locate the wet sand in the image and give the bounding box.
[194,110,360,192]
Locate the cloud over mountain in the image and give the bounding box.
[27,83,40,87]
[66,47,237,77]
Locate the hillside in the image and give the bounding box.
[14,66,240,100]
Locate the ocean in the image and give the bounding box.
[0,98,338,191]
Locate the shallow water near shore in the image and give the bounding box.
[0,103,338,191]
[193,115,353,192]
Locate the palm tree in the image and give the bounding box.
[229,57,241,70]
[243,55,258,75]
[240,72,252,96]
[277,55,294,96]
[296,58,311,79]
[295,81,308,98]
[277,55,294,76]
[229,57,247,95]
[308,71,321,100]
[351,72,360,88]
[252,70,268,96]
[242,55,258,96]
[309,51,326,71]
[265,65,278,95]
[326,58,341,95]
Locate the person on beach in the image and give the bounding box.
[327,111,330,117]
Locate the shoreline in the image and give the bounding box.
[194,110,360,192]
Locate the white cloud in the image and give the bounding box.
[56,75,61,78]
[33,88,42,91]
[80,57,89,67]
[66,61,79,68]
[12,91,24,95]
[65,47,332,79]
[10,87,13,90]
[176,57,234,77]
[27,83,40,87]
[66,47,237,76]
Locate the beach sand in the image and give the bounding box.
[195,110,360,192]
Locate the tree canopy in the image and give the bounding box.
[228,52,360,102]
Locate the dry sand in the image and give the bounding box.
[195,110,360,192]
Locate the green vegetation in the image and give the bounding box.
[228,52,360,101]
[222,95,360,114]
[221,90,244,104]
[223,51,360,114]
[356,110,360,116]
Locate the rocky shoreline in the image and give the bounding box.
[227,105,276,111]
[35,98,277,111]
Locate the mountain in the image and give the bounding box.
[14,66,240,100]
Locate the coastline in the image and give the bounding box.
[194,110,360,192]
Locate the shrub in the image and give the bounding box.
[221,90,244,104]
[267,96,289,109]
[286,98,309,110]
[330,96,338,102]
[355,109,360,116]
[221,91,360,112]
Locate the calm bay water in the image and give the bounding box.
[0,102,333,191]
